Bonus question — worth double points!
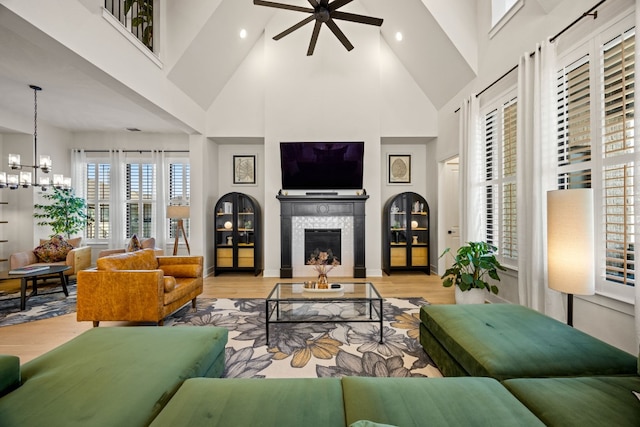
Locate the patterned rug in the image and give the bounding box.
[166,297,442,379]
[0,283,77,327]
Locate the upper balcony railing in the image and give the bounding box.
[104,0,153,51]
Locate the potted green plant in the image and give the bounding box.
[125,0,153,50]
[34,187,87,239]
[439,241,507,304]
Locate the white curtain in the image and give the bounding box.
[109,149,126,249]
[635,0,640,350]
[70,149,86,199]
[516,40,564,319]
[459,95,483,243]
[152,150,168,249]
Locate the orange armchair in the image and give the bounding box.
[76,248,203,326]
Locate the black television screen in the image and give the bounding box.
[280,142,364,190]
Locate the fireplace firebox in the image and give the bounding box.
[304,229,342,262]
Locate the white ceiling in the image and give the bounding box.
[0,0,479,134]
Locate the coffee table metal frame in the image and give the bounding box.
[265,282,383,345]
[0,265,71,310]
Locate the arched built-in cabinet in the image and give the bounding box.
[382,192,430,275]
[214,192,262,276]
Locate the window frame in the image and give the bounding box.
[480,88,519,269]
[555,12,636,303]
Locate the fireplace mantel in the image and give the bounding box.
[277,194,369,278]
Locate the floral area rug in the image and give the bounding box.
[166,297,442,379]
[0,282,76,327]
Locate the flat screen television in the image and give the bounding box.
[280,142,364,190]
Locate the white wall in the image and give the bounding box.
[207,10,439,277]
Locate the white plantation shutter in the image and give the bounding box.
[485,109,497,247]
[601,29,635,288]
[502,101,517,260]
[126,162,156,238]
[86,162,111,239]
[482,95,518,266]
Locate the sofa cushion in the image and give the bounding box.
[163,276,177,292]
[503,376,640,427]
[159,264,202,278]
[33,235,74,262]
[126,234,142,252]
[0,326,228,427]
[97,248,159,271]
[0,355,20,398]
[420,304,638,380]
[149,378,345,427]
[341,377,544,427]
[164,277,202,305]
[141,237,156,249]
[39,236,81,248]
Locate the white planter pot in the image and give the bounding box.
[455,287,486,304]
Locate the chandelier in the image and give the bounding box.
[0,85,70,190]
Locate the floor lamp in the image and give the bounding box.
[547,189,595,326]
[167,205,190,256]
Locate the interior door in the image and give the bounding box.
[443,158,460,269]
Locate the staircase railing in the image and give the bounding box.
[104,0,153,51]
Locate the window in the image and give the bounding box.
[490,0,524,38]
[80,151,190,245]
[482,94,518,266]
[168,161,190,239]
[86,162,111,239]
[556,20,636,300]
[126,162,155,238]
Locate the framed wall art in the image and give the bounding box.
[233,155,256,184]
[388,154,411,184]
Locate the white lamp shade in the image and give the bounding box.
[547,189,595,295]
[167,205,190,219]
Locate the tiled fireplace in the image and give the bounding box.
[277,194,369,278]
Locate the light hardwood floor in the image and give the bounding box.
[0,272,452,363]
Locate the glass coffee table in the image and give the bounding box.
[265,282,383,345]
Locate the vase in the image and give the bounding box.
[317,273,329,289]
[455,287,486,304]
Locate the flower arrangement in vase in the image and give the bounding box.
[306,248,340,288]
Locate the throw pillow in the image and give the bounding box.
[126,235,142,252]
[33,235,74,263]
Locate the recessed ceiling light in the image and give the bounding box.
[240,29,247,39]
[395,32,403,42]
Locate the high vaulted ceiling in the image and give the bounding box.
[0,0,479,134]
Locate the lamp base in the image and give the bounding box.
[172,219,191,256]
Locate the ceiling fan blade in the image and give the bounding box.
[274,15,315,40]
[307,21,322,56]
[332,11,383,26]
[328,0,354,12]
[325,19,354,51]
[307,0,319,7]
[254,0,313,14]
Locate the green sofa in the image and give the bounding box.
[148,377,545,427]
[0,326,228,427]
[419,303,637,380]
[420,303,640,426]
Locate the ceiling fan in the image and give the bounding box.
[254,0,383,56]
